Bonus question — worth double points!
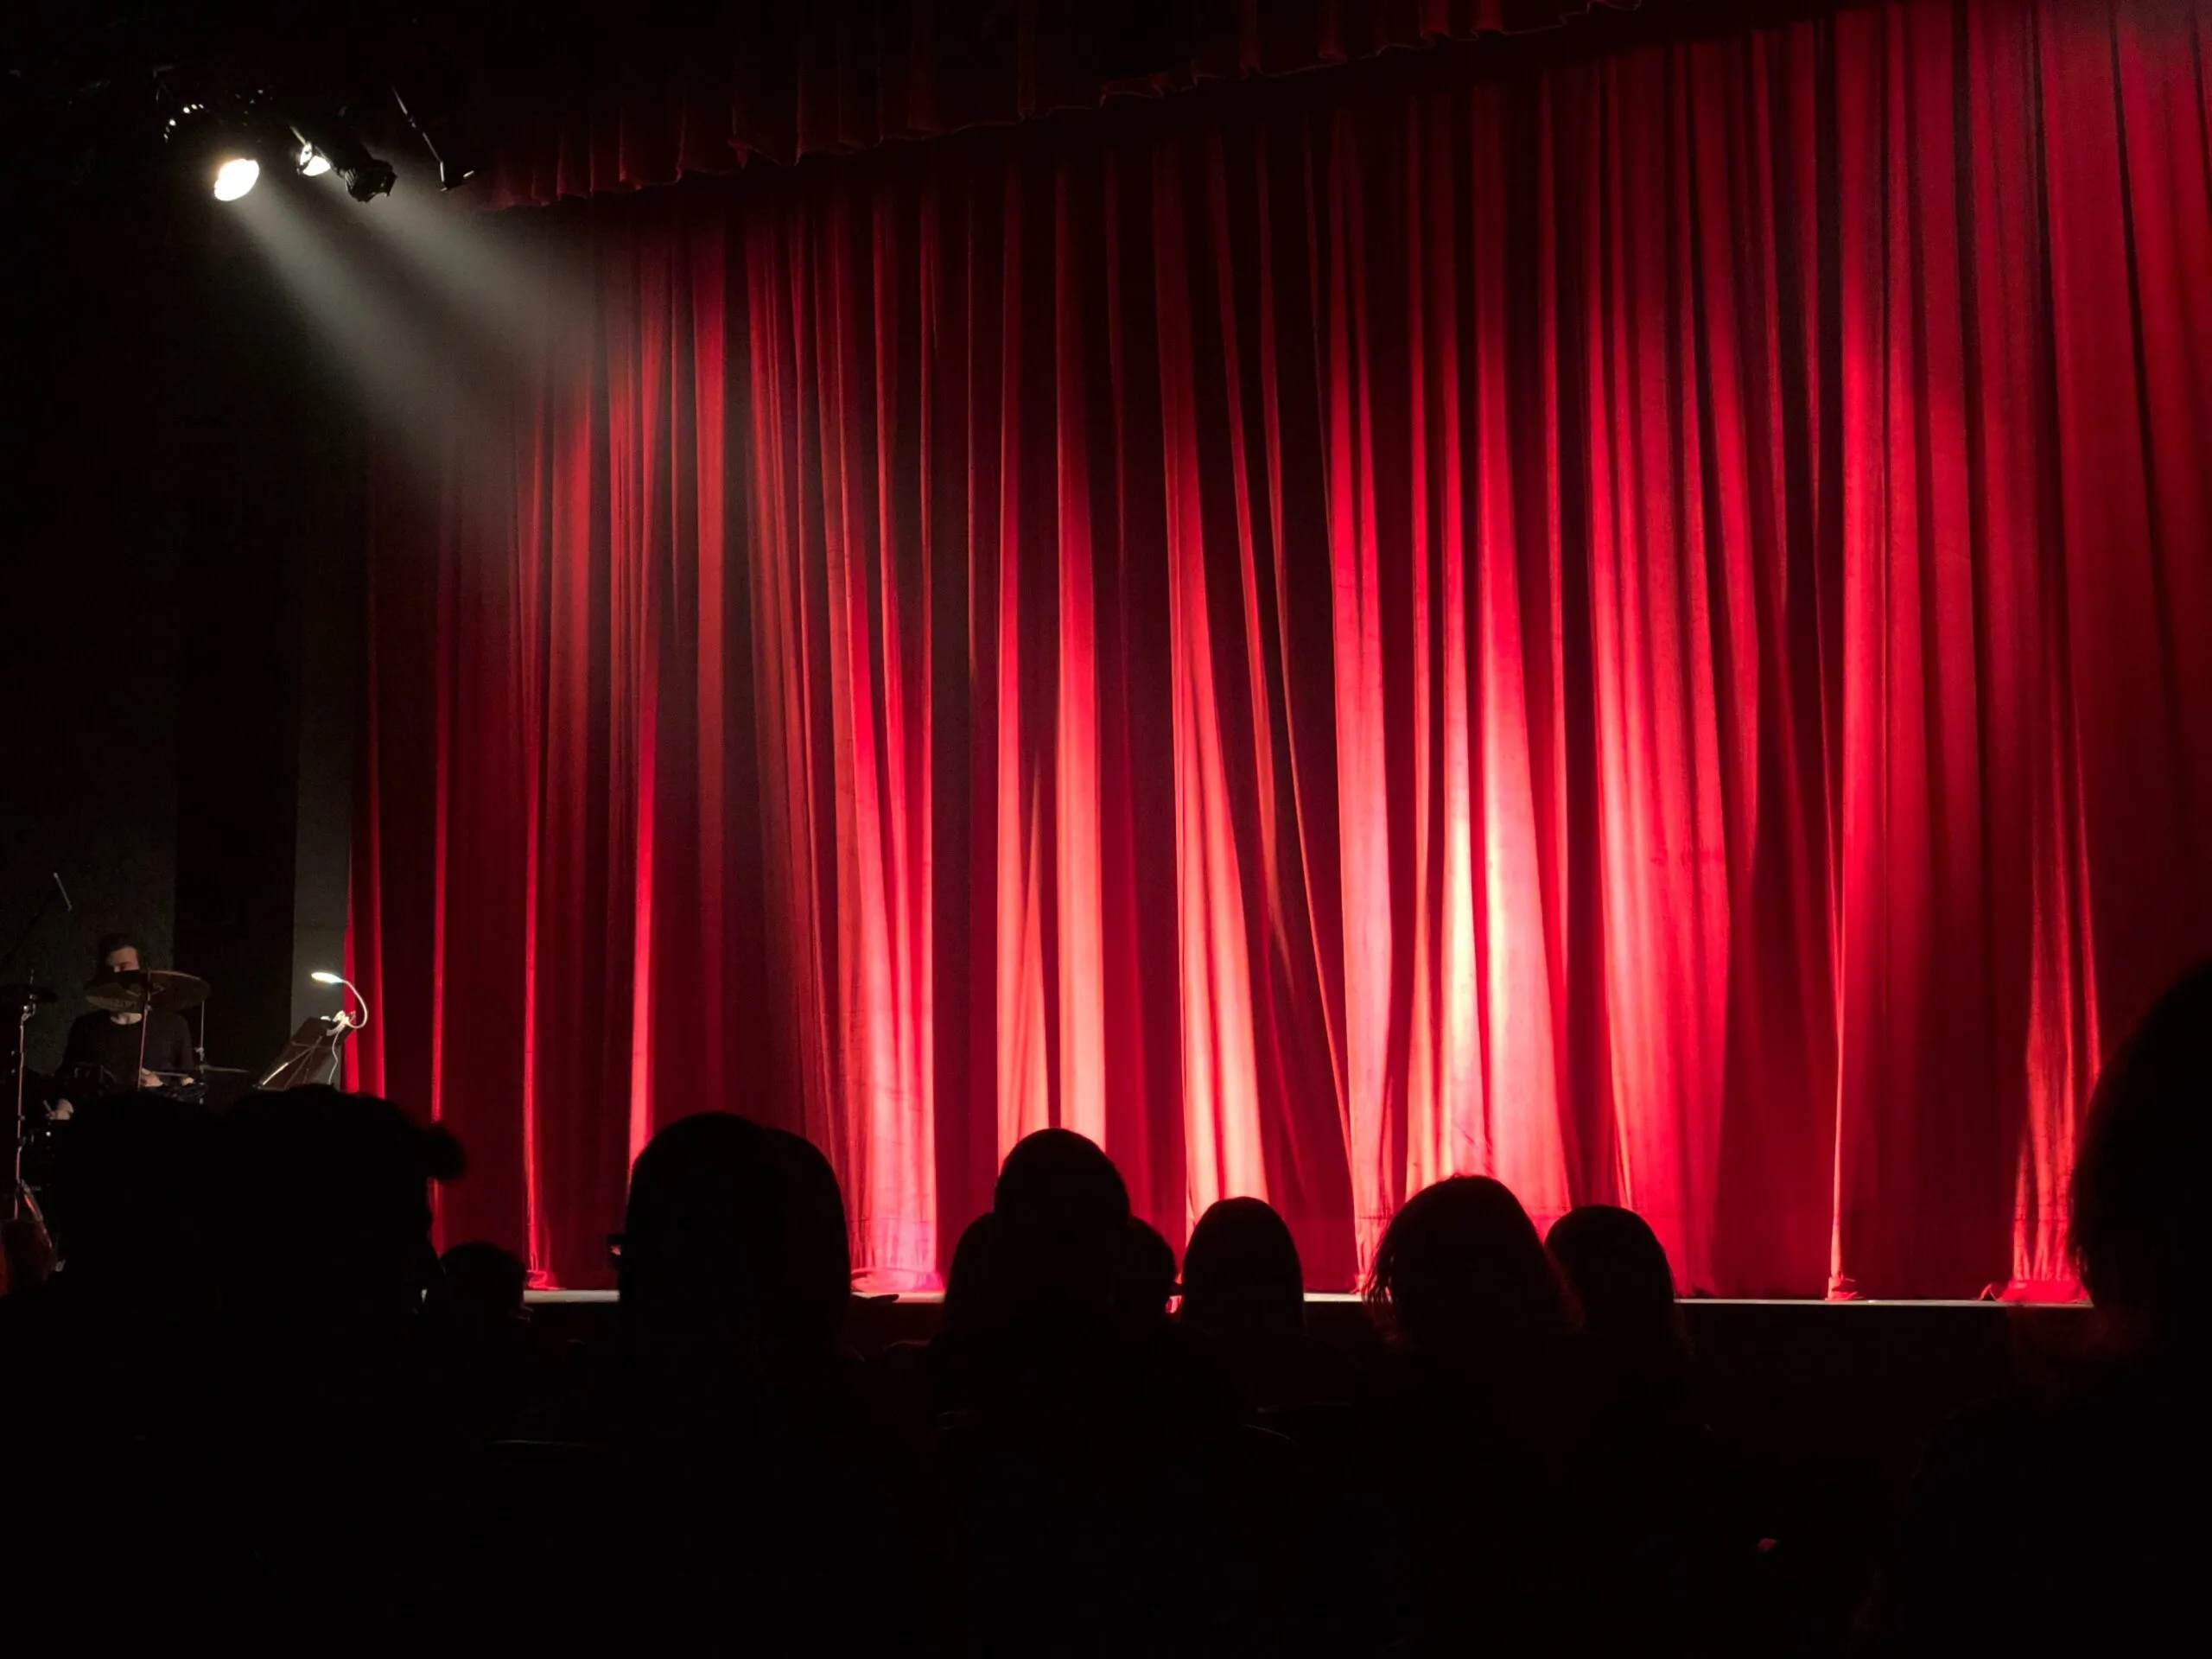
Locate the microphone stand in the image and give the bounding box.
[4,876,67,1229]
[9,984,49,1229]
[0,874,67,984]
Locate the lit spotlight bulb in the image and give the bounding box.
[311,971,342,985]
[299,143,331,178]
[213,157,260,201]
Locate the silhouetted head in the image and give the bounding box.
[434,1241,529,1329]
[992,1128,1130,1313]
[1116,1217,1179,1319]
[2071,962,2212,1351]
[1182,1197,1306,1349]
[45,1092,217,1283]
[620,1112,782,1340]
[942,1212,1003,1338]
[763,1128,854,1357]
[1365,1176,1569,1357]
[1547,1205,1687,1360]
[218,1086,463,1328]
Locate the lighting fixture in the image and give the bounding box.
[341,156,397,202]
[213,157,260,200]
[290,118,397,202]
[311,969,371,1033]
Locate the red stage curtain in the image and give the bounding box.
[474,0,1635,208]
[350,0,2212,1295]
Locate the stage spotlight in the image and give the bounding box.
[291,117,397,203]
[213,157,260,200]
[166,89,276,203]
[341,156,397,202]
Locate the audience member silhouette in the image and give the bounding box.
[1360,1175,1605,1651]
[613,1110,780,1376]
[0,1091,218,1406]
[1183,1198,1305,1348]
[1178,1196,1363,1649]
[1865,961,2212,1653]
[2067,963,2212,1357]
[942,1210,1004,1339]
[214,1084,463,1345]
[951,1128,1158,1414]
[1549,1203,1757,1649]
[762,1125,858,1365]
[1118,1215,1179,1319]
[1180,1195,1355,1413]
[1548,1204,1688,1360]
[1366,1174,1572,1359]
[202,1087,467,1635]
[426,1239,532,1442]
[15,1027,2165,1656]
[584,1110,913,1650]
[754,1125,909,1496]
[933,1130,1250,1652]
[880,1210,1001,1419]
[435,1238,530,1325]
[0,1091,222,1431]
[993,1128,1131,1318]
[964,1129,1232,1424]
[0,1093,237,1644]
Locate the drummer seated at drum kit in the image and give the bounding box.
[49,933,200,1121]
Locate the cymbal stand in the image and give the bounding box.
[135,984,152,1089]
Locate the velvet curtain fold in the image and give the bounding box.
[352,0,2212,1294]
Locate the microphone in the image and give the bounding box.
[52,873,71,912]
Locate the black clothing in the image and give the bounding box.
[1864,1356,2212,1653]
[60,1009,194,1094]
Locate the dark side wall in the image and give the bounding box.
[0,176,356,1079]
[1,188,187,1069]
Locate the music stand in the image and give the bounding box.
[256,1018,351,1090]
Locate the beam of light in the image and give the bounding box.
[351,180,599,388]
[224,178,503,520]
[213,157,260,200]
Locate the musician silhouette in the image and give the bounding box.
[55,933,194,1109]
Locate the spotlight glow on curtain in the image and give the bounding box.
[348,0,2212,1295]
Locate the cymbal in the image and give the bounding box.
[85,969,210,1015]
